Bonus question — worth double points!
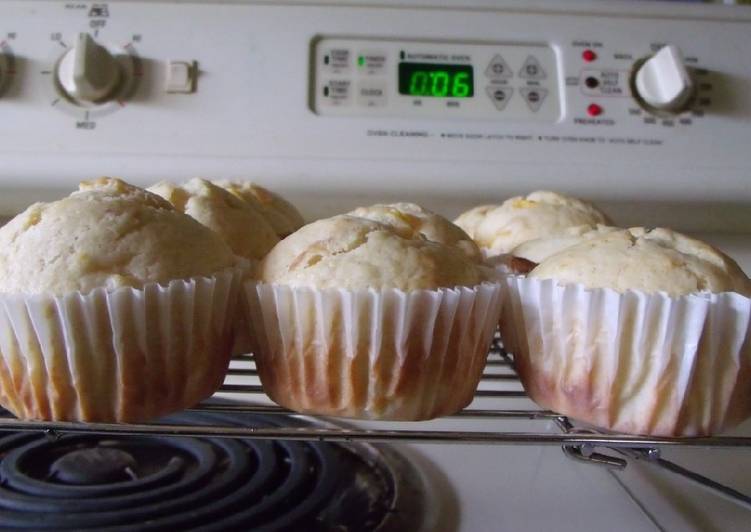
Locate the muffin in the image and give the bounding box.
[509,224,619,264]
[453,205,495,242]
[247,215,503,420]
[0,178,244,422]
[500,227,751,436]
[348,202,482,262]
[214,180,304,238]
[149,178,279,260]
[454,191,611,256]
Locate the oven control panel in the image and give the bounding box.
[0,1,750,210]
[313,38,560,122]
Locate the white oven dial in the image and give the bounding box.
[56,33,122,104]
[633,45,695,114]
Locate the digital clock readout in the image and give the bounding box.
[398,62,474,98]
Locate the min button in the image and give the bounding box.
[520,87,548,111]
[519,55,546,80]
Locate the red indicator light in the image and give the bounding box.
[582,49,597,62]
[587,103,603,116]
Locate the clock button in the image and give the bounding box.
[357,81,387,107]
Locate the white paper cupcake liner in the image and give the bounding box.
[245,281,503,420]
[0,267,244,422]
[500,275,751,436]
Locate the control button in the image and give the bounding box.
[357,51,387,74]
[519,56,546,80]
[485,54,512,79]
[165,60,197,94]
[587,103,603,116]
[485,86,513,110]
[325,48,351,71]
[357,81,386,107]
[634,44,694,113]
[520,87,548,111]
[323,79,352,105]
[56,32,121,104]
[582,49,597,62]
[584,76,599,89]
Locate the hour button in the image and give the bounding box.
[485,54,512,79]
[486,86,513,110]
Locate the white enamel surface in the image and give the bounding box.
[0,1,750,218]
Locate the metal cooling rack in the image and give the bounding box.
[0,341,750,511]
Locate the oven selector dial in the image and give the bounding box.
[633,45,695,113]
[56,33,121,104]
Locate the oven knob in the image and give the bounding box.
[633,45,695,113]
[56,33,121,104]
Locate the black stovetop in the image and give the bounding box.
[0,411,418,531]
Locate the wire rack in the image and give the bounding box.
[0,340,750,510]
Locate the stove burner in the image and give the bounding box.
[0,411,427,531]
[50,448,137,485]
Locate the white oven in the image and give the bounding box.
[0,0,750,530]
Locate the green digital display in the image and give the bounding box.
[398,62,474,98]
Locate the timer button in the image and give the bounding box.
[485,54,512,79]
[357,51,386,74]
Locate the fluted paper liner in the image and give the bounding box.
[245,282,503,420]
[0,267,243,422]
[500,275,751,436]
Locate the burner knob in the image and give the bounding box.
[56,33,121,104]
[633,45,695,114]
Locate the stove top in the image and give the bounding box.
[0,412,427,531]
